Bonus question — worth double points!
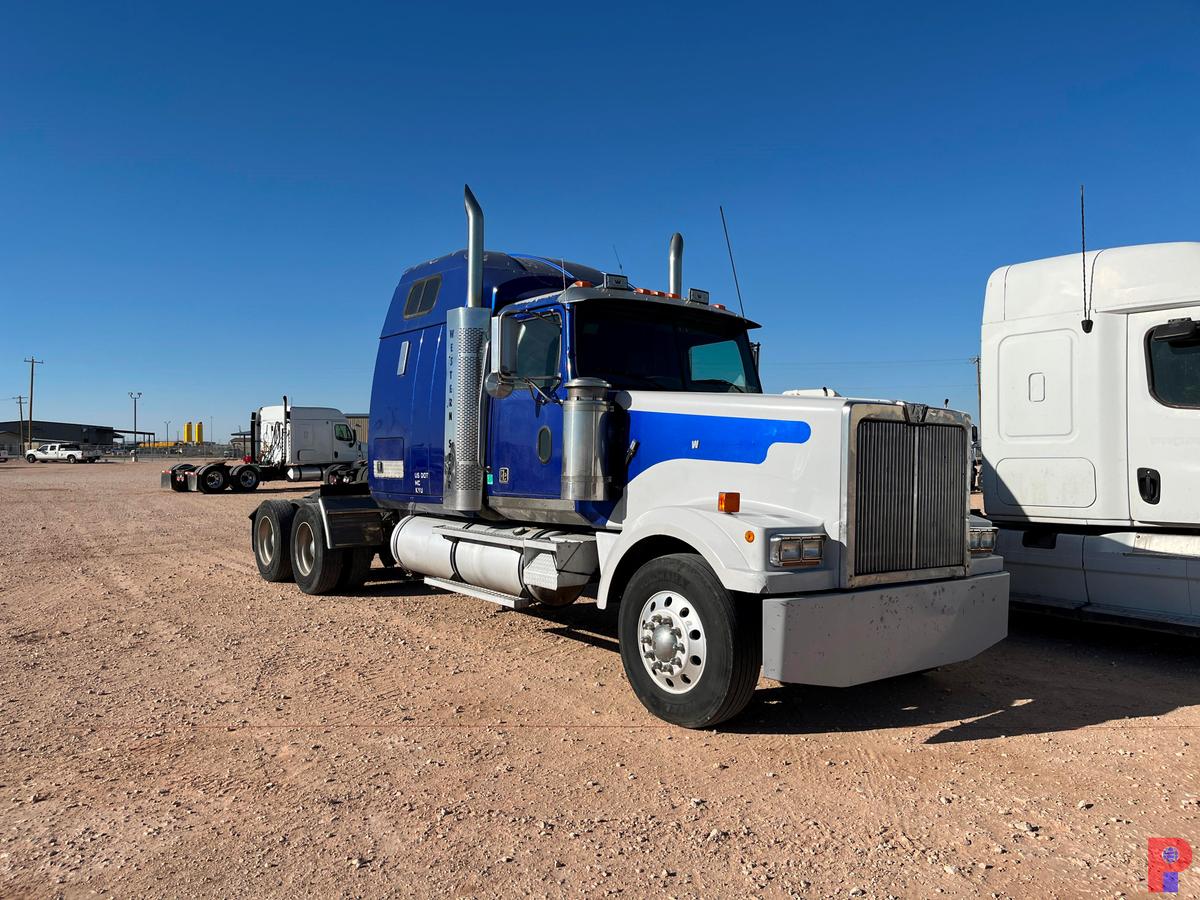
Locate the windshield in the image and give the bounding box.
[574,301,761,393]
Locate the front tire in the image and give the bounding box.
[25,455,36,463]
[618,553,761,729]
[290,504,344,594]
[252,500,296,582]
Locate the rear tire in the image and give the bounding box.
[618,553,761,729]
[170,463,195,492]
[197,464,228,493]
[67,455,77,464]
[252,500,296,582]
[290,504,344,595]
[336,548,373,590]
[229,465,261,492]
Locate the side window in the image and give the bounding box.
[514,314,562,383]
[334,424,355,442]
[1147,322,1200,408]
[403,275,442,319]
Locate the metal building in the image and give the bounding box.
[345,414,369,445]
[0,420,119,454]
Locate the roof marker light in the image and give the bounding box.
[571,280,593,288]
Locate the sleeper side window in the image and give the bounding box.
[403,275,442,319]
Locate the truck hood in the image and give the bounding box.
[608,391,850,532]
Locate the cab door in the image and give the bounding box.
[1127,307,1200,525]
[486,307,565,500]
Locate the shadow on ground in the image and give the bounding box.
[354,577,1200,742]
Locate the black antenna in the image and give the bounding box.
[719,205,747,318]
[1080,184,1093,334]
[612,244,625,274]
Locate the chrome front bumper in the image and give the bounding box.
[761,571,1009,686]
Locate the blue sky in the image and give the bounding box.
[2,2,1198,440]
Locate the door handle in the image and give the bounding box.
[1137,467,1161,505]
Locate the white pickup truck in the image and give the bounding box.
[25,443,101,464]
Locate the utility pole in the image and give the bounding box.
[164,420,171,450]
[24,357,43,451]
[8,396,25,448]
[128,392,142,460]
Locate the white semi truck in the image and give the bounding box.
[249,188,1009,727]
[163,400,365,493]
[981,241,1200,629]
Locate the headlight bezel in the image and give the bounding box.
[769,534,825,568]
[968,525,998,554]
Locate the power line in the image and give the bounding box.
[774,357,974,368]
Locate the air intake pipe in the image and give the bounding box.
[668,232,683,297]
[444,186,491,512]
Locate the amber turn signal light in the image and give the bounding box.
[718,492,740,514]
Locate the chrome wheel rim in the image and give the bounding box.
[637,590,707,694]
[294,521,316,577]
[256,516,275,565]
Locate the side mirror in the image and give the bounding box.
[485,315,519,398]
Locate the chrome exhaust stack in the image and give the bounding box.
[465,185,484,308]
[668,232,683,297]
[444,185,491,512]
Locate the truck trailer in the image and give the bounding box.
[164,401,365,493]
[250,187,1009,727]
[981,242,1200,629]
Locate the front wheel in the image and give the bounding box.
[618,553,761,729]
[25,455,36,463]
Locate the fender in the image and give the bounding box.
[596,505,779,609]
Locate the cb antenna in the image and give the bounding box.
[1080,184,1094,334]
[719,205,747,318]
[612,244,625,274]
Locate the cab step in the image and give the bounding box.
[423,577,531,610]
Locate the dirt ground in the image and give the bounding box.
[1,461,1197,899]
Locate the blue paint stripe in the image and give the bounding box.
[628,410,810,479]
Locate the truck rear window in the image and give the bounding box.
[1147,331,1200,408]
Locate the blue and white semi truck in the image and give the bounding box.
[250,188,1009,727]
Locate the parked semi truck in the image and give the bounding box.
[249,187,1008,727]
[164,401,365,493]
[981,241,1200,629]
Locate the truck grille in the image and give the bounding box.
[852,419,967,577]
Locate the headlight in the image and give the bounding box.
[770,534,825,567]
[969,526,997,554]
